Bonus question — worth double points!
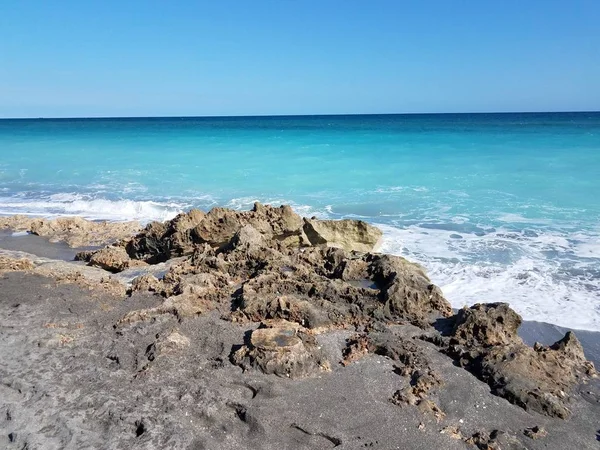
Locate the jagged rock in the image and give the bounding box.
[442,303,597,418]
[0,255,35,272]
[87,246,146,273]
[0,215,141,247]
[367,254,453,327]
[124,209,206,263]
[230,321,329,378]
[84,204,390,269]
[130,274,163,293]
[118,292,215,325]
[450,302,522,347]
[303,218,382,252]
[226,224,265,250]
[233,249,452,330]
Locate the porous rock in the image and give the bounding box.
[231,321,329,378]
[0,255,35,272]
[443,303,597,418]
[86,203,385,268]
[87,246,146,273]
[0,215,141,247]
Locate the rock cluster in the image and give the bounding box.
[0,215,141,247]
[3,204,597,424]
[440,303,596,418]
[78,203,382,267]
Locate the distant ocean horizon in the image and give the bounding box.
[1,112,599,330]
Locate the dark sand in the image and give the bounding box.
[1,238,599,449]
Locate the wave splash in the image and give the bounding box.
[378,223,600,331]
[0,193,185,223]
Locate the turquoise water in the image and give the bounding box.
[1,113,599,329]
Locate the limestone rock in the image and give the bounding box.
[130,274,163,293]
[368,254,453,326]
[302,218,382,252]
[0,215,141,247]
[0,255,35,272]
[450,302,522,347]
[124,209,206,263]
[231,321,329,378]
[443,303,597,418]
[88,246,146,273]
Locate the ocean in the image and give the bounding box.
[1,113,599,330]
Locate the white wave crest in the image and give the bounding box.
[0,193,185,223]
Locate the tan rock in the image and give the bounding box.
[88,246,137,272]
[0,255,35,272]
[231,320,330,378]
[302,218,382,252]
[130,274,163,293]
[0,215,141,247]
[446,303,597,418]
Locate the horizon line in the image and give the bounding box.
[1,110,599,120]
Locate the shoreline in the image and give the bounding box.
[1,205,599,449]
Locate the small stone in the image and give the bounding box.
[524,426,547,440]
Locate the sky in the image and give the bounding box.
[0,0,599,118]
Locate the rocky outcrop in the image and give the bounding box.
[302,218,382,252]
[80,203,383,266]
[230,321,329,378]
[0,215,141,247]
[4,204,597,426]
[441,303,597,418]
[122,209,206,263]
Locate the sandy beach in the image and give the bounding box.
[1,207,599,450]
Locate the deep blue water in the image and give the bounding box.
[1,113,599,329]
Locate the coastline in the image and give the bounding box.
[2,219,599,368]
[1,207,599,449]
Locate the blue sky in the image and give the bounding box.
[1,0,599,117]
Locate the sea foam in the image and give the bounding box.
[378,223,600,331]
[0,193,185,223]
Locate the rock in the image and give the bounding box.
[442,303,597,418]
[523,426,547,440]
[87,204,387,269]
[230,321,330,378]
[124,209,206,263]
[0,255,35,272]
[88,246,146,273]
[0,215,141,247]
[225,224,265,251]
[130,274,163,293]
[450,302,522,347]
[302,218,382,252]
[157,330,190,352]
[231,248,452,330]
[190,204,306,249]
[368,254,453,327]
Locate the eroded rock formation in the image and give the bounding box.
[2,204,596,425]
[231,320,329,378]
[0,215,141,247]
[440,303,596,418]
